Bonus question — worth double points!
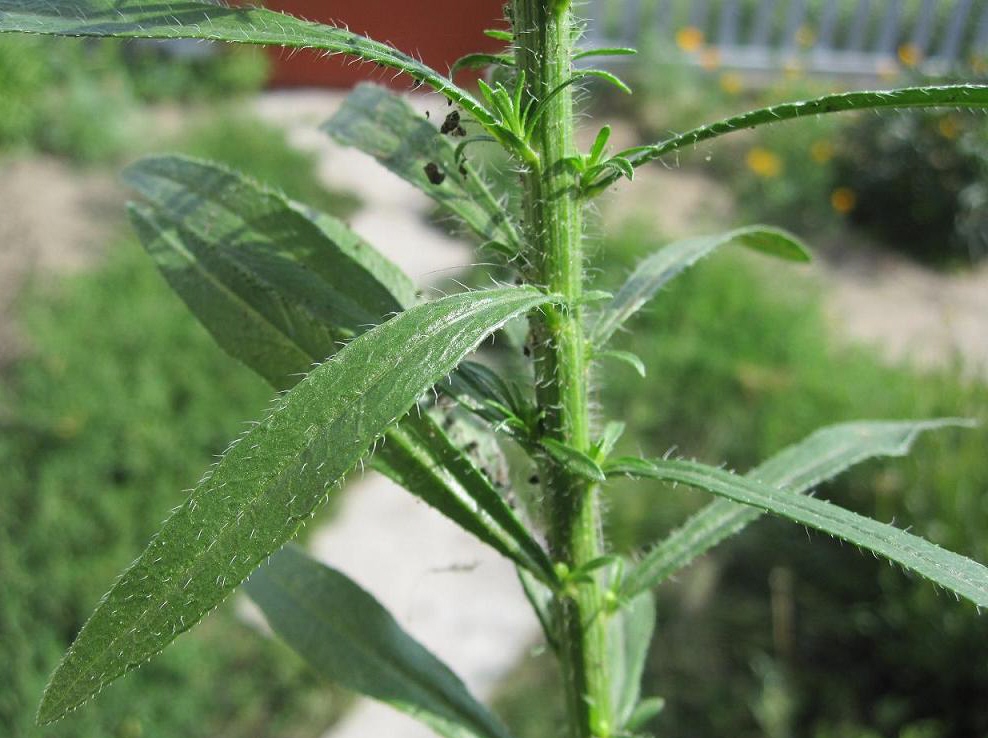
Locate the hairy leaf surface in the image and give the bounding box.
[592,226,809,346]
[245,546,514,738]
[609,454,988,607]
[131,186,549,582]
[0,0,494,126]
[324,84,521,252]
[619,420,973,598]
[38,286,550,724]
[585,84,988,194]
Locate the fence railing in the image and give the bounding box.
[582,0,988,77]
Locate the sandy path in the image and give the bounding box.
[0,157,121,366]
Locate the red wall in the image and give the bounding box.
[262,1,508,88]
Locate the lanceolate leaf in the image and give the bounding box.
[608,589,655,729]
[37,286,551,724]
[245,546,515,738]
[324,84,521,252]
[618,420,973,598]
[584,84,988,195]
[592,226,809,346]
[126,160,419,391]
[126,154,418,315]
[130,181,550,585]
[0,0,496,128]
[609,456,988,608]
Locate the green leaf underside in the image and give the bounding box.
[586,84,988,194]
[608,589,655,729]
[542,438,606,482]
[126,157,415,389]
[324,84,521,252]
[619,419,973,598]
[128,165,549,581]
[592,226,809,346]
[612,450,988,608]
[127,154,417,312]
[0,0,494,126]
[245,546,514,738]
[373,412,557,585]
[38,286,550,724]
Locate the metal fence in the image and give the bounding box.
[582,0,988,77]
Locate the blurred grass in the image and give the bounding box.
[492,221,988,738]
[0,84,362,736]
[0,241,350,738]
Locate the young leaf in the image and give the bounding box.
[592,226,810,346]
[324,84,522,252]
[573,47,638,62]
[37,286,551,724]
[245,546,515,738]
[585,84,988,194]
[381,411,557,586]
[618,419,974,598]
[597,350,646,378]
[0,0,496,128]
[608,590,656,730]
[451,52,515,76]
[608,455,988,608]
[542,438,606,482]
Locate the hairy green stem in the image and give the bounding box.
[511,3,611,737]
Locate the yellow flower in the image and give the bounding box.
[810,139,834,164]
[719,72,744,95]
[831,187,857,214]
[938,116,959,140]
[795,25,816,48]
[675,26,704,53]
[746,147,783,178]
[897,43,922,68]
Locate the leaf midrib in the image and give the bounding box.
[46,291,536,716]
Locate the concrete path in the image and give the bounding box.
[253,90,541,738]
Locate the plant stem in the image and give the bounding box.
[511,4,612,737]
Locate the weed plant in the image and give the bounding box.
[2,4,987,738]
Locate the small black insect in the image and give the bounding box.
[424,162,446,185]
[459,163,468,179]
[440,110,461,135]
[528,474,540,485]
[464,441,479,453]
[523,345,531,357]
[425,110,430,119]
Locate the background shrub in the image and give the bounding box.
[0,242,350,738]
[832,109,988,266]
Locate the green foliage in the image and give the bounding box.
[246,546,514,738]
[38,285,550,723]
[1,3,987,738]
[0,35,268,162]
[0,242,345,738]
[833,109,988,265]
[595,233,988,737]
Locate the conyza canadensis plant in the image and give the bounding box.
[3,3,988,738]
